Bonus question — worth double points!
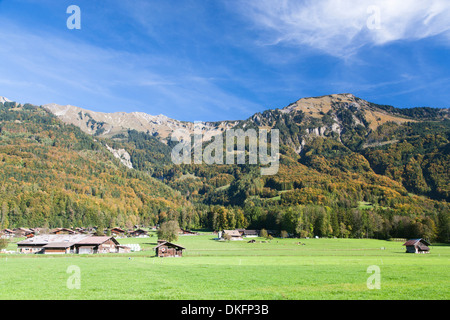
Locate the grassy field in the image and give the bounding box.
[0,233,449,300]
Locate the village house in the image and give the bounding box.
[153,241,185,257]
[403,239,431,254]
[14,228,33,237]
[17,234,89,254]
[110,227,126,237]
[128,229,149,238]
[17,234,123,255]
[1,229,15,238]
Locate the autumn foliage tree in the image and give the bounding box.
[157,220,180,242]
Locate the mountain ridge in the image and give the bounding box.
[0,94,449,241]
[41,93,449,141]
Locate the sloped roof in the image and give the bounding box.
[153,241,185,250]
[76,236,119,245]
[17,234,90,245]
[129,229,148,234]
[223,230,241,237]
[43,242,74,248]
[403,239,431,247]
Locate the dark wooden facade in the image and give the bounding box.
[153,241,185,257]
[129,229,148,238]
[403,239,431,254]
[43,242,74,254]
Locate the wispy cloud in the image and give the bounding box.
[230,0,450,57]
[0,15,260,121]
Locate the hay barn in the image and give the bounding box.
[403,239,431,254]
[153,241,185,257]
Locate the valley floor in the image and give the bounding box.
[0,234,449,300]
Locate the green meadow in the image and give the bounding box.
[0,234,449,300]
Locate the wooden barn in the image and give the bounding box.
[153,241,185,257]
[403,239,431,254]
[43,242,75,254]
[242,230,259,238]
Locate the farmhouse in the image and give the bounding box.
[75,236,120,254]
[17,234,122,254]
[17,234,89,254]
[403,239,431,254]
[153,241,185,257]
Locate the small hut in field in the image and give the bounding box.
[153,241,185,257]
[222,230,243,241]
[403,239,431,254]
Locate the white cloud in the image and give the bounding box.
[233,0,450,57]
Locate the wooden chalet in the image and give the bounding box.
[128,229,149,238]
[153,241,185,257]
[75,236,120,254]
[403,239,431,254]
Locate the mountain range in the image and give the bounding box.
[1,94,449,241]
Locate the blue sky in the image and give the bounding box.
[0,0,449,121]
